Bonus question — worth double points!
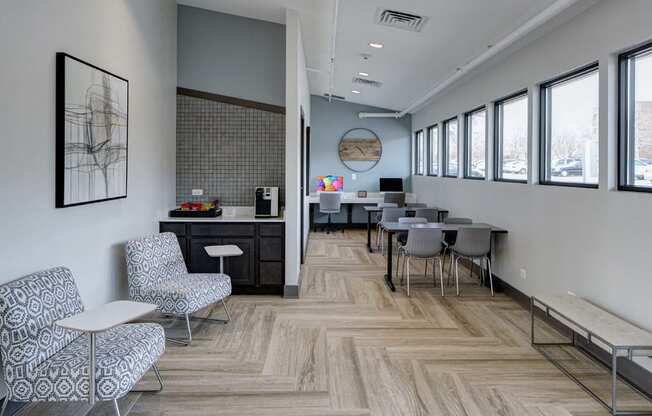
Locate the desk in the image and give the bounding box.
[380,222,507,291]
[362,206,449,253]
[308,192,417,230]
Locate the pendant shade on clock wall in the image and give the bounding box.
[338,128,382,172]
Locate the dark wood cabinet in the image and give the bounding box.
[160,221,284,295]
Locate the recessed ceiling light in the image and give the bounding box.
[369,42,383,49]
[351,90,361,94]
[358,72,369,77]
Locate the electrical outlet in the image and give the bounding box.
[191,189,204,196]
[520,269,527,280]
[352,173,357,180]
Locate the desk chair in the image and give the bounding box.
[376,207,406,254]
[396,217,427,276]
[384,192,406,207]
[319,192,342,234]
[442,217,472,279]
[398,227,445,296]
[414,208,438,222]
[449,226,493,296]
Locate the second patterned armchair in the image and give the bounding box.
[125,232,232,345]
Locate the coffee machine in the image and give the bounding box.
[254,187,279,217]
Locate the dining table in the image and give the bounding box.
[363,206,449,253]
[379,222,508,291]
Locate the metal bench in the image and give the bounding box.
[531,295,652,416]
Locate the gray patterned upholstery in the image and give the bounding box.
[0,267,165,403]
[126,233,232,315]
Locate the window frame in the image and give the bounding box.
[463,105,488,180]
[618,41,652,193]
[414,129,425,176]
[442,117,459,178]
[538,62,600,189]
[493,89,529,184]
[426,124,439,176]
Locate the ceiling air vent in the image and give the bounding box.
[375,8,428,32]
[352,77,383,88]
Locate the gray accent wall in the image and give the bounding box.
[176,93,285,206]
[0,0,177,308]
[310,96,412,193]
[177,5,286,107]
[411,0,652,331]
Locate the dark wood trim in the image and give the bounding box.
[177,87,286,114]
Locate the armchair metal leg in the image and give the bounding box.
[131,363,164,393]
[0,398,8,416]
[221,298,231,322]
[166,300,231,346]
[113,398,121,416]
[166,313,192,346]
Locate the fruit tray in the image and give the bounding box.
[169,207,222,218]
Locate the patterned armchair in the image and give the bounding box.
[125,232,232,345]
[0,267,165,416]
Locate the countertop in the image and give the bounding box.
[160,206,285,223]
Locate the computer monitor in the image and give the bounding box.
[379,178,403,192]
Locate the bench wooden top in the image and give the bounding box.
[534,295,652,348]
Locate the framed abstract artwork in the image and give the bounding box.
[55,53,129,208]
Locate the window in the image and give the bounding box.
[442,117,458,177]
[427,124,439,176]
[619,42,652,191]
[540,63,599,187]
[494,91,529,182]
[464,107,487,179]
[414,130,425,175]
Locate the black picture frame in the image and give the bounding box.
[56,52,129,208]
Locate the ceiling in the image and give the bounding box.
[178,0,581,112]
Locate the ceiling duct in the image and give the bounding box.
[352,77,383,88]
[375,8,428,32]
[323,93,346,101]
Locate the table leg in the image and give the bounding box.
[384,230,396,291]
[367,211,373,253]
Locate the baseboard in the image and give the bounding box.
[492,274,652,400]
[283,285,299,299]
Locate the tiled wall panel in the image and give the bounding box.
[176,94,285,206]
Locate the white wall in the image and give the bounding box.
[412,0,652,330]
[177,5,286,106]
[0,0,178,308]
[285,8,311,290]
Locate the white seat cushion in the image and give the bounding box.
[133,273,232,315]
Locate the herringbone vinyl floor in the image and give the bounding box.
[21,230,651,415]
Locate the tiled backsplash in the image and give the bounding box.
[176,93,285,206]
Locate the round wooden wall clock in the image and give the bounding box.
[338,128,382,172]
